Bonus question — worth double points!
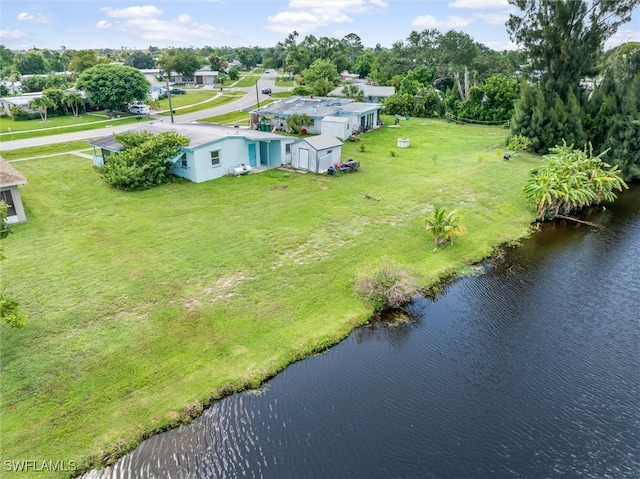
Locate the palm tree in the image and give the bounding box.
[63,91,84,117]
[425,204,467,250]
[28,96,55,122]
[342,82,365,101]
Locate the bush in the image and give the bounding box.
[9,106,35,121]
[355,263,418,311]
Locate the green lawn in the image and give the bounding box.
[199,110,251,127]
[233,75,260,87]
[156,91,245,116]
[275,77,295,87]
[1,118,541,477]
[0,113,144,141]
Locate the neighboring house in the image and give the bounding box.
[89,123,296,183]
[0,93,42,116]
[251,96,383,136]
[0,157,27,224]
[290,135,343,173]
[193,67,219,86]
[329,84,396,103]
[227,60,242,71]
[340,71,360,82]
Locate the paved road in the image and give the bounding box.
[0,72,282,151]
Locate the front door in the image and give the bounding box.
[248,143,257,167]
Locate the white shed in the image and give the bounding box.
[321,116,351,141]
[290,135,343,173]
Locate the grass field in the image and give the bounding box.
[233,75,260,87]
[1,118,541,477]
[155,91,245,116]
[0,113,144,141]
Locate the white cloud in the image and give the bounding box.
[100,5,164,19]
[267,0,386,35]
[472,11,510,25]
[482,40,518,51]
[96,5,230,44]
[0,28,28,39]
[412,15,475,29]
[448,0,510,9]
[17,12,50,24]
[605,29,640,49]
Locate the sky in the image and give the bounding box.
[1,0,639,53]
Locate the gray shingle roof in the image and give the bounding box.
[295,135,343,150]
[0,157,27,187]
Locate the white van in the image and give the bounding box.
[128,102,150,115]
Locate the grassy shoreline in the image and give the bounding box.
[1,118,541,477]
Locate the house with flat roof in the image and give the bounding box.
[89,123,296,183]
[250,96,383,136]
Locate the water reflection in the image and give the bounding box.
[85,186,640,479]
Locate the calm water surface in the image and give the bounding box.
[85,187,640,479]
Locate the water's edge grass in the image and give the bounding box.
[1,118,541,478]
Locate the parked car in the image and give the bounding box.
[170,88,186,95]
[261,88,272,95]
[128,102,150,115]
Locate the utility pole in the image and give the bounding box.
[165,75,174,123]
[255,82,260,108]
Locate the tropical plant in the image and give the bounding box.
[523,142,628,220]
[28,96,56,122]
[101,131,190,191]
[63,91,84,117]
[342,82,365,101]
[285,113,312,134]
[425,204,467,250]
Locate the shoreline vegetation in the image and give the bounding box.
[1,117,542,477]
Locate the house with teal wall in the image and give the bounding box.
[89,123,296,183]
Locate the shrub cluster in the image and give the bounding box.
[355,263,418,311]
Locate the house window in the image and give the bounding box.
[285,144,291,154]
[327,150,332,154]
[210,150,220,167]
[180,156,188,168]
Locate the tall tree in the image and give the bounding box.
[507,0,639,153]
[68,50,104,74]
[157,48,201,80]
[125,51,155,69]
[76,64,150,111]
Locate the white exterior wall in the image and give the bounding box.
[172,137,259,183]
[291,143,342,173]
[321,118,351,140]
[0,186,27,223]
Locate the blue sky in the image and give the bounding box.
[2,0,639,52]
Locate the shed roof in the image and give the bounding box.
[0,157,27,187]
[322,116,350,124]
[295,134,343,151]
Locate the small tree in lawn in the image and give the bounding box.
[63,91,84,117]
[425,204,467,251]
[28,96,55,122]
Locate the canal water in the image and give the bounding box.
[84,187,640,479]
